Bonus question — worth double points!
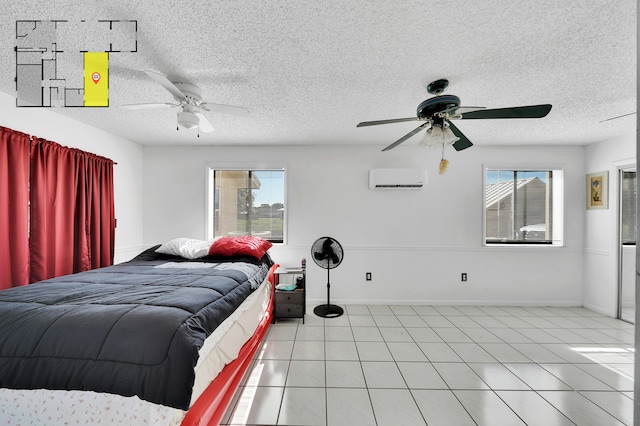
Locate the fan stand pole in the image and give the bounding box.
[313,265,344,318]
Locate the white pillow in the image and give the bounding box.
[155,238,212,259]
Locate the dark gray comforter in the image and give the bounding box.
[0,247,272,410]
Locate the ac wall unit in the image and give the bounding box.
[368,168,427,189]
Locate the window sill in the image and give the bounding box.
[484,242,565,248]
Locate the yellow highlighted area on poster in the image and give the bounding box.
[84,52,108,106]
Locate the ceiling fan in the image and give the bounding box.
[600,112,636,123]
[122,70,249,134]
[357,79,552,152]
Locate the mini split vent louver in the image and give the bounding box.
[368,168,427,189]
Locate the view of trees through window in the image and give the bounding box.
[212,169,285,243]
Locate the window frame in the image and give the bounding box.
[482,165,565,247]
[206,164,287,244]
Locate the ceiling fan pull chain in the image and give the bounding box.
[439,143,449,174]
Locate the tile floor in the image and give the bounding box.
[222,305,635,425]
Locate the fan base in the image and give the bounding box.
[314,304,344,318]
[427,79,449,95]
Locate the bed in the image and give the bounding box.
[0,236,278,426]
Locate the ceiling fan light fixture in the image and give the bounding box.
[419,124,459,148]
[177,110,200,130]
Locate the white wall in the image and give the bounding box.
[0,92,144,263]
[583,132,636,316]
[1,86,633,310]
[144,143,585,306]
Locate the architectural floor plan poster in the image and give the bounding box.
[15,20,137,107]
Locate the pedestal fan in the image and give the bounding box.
[311,236,344,318]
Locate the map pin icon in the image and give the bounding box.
[92,72,101,84]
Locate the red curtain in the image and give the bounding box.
[85,150,115,269]
[29,137,115,283]
[0,127,31,290]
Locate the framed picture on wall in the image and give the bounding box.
[586,171,608,210]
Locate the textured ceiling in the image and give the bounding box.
[1,0,637,149]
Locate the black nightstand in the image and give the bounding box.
[274,267,306,323]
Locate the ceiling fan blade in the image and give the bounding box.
[357,117,419,127]
[122,102,179,110]
[448,121,473,151]
[600,112,636,122]
[196,113,215,132]
[381,123,430,152]
[460,104,552,120]
[201,103,250,117]
[143,69,187,101]
[443,106,486,116]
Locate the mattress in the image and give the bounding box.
[0,274,272,425]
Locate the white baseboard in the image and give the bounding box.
[582,302,617,318]
[308,298,584,307]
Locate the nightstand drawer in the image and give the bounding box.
[275,303,304,317]
[275,291,304,304]
[273,268,306,323]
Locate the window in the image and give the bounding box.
[484,168,564,245]
[208,168,285,243]
[621,171,636,245]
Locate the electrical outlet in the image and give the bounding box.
[461,273,467,282]
[366,272,372,281]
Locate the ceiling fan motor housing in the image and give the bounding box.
[417,94,460,119]
[173,82,203,105]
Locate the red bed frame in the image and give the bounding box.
[181,263,278,426]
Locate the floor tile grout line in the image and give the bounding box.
[349,308,380,426]
[228,306,634,425]
[277,320,300,426]
[459,310,616,393]
[575,389,633,425]
[379,305,495,425]
[385,305,431,426]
